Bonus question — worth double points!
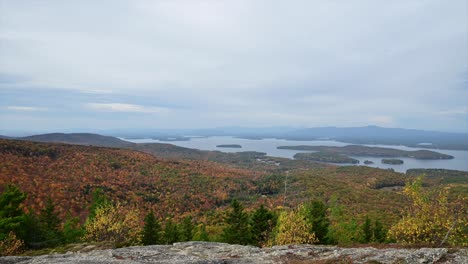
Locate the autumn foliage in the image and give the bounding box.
[388,177,467,246]
[1,138,467,254]
[274,205,317,245]
[84,203,142,247]
[0,139,260,221]
[0,231,24,256]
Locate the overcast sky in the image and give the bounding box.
[1,0,467,133]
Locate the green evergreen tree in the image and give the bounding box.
[179,216,194,242]
[0,185,27,241]
[142,210,161,245]
[62,213,84,244]
[88,188,109,220]
[23,211,45,247]
[326,197,362,245]
[373,220,386,243]
[222,199,252,245]
[361,215,372,243]
[193,224,209,241]
[251,205,274,246]
[163,218,179,244]
[303,200,330,244]
[39,197,62,245]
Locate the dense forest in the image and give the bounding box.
[0,139,466,256]
[278,145,454,159]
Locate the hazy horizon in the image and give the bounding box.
[2,125,468,138]
[1,0,467,133]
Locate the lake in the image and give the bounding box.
[125,136,468,173]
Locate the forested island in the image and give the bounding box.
[294,151,360,164]
[382,159,404,165]
[216,144,242,148]
[278,145,453,159]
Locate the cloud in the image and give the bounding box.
[80,89,113,94]
[85,103,168,113]
[6,106,47,111]
[0,0,466,132]
[437,107,468,115]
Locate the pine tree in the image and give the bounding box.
[326,196,361,245]
[142,210,161,245]
[251,205,274,246]
[88,188,109,220]
[0,185,27,241]
[361,215,372,243]
[23,211,44,247]
[373,220,385,243]
[163,219,179,244]
[39,197,62,245]
[179,216,194,242]
[222,199,252,245]
[193,224,209,241]
[62,213,84,244]
[303,200,330,244]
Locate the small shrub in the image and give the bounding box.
[0,232,24,256]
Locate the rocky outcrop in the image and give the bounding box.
[1,242,466,264]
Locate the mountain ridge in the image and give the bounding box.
[20,133,134,148]
[5,125,466,150]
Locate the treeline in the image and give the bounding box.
[0,185,385,256]
[1,176,466,256]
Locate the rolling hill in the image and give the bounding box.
[14,133,328,171]
[21,133,134,148]
[0,138,419,226]
[0,138,262,221]
[1,137,466,229]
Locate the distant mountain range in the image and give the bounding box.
[2,125,467,150]
[273,126,468,150]
[122,126,467,150]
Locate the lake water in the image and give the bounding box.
[125,136,468,173]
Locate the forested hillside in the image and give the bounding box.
[0,139,262,220]
[0,139,412,222]
[0,139,466,256]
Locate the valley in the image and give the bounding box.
[1,137,467,238]
[0,133,467,256]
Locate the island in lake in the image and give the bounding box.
[364,160,374,165]
[216,144,242,148]
[277,145,453,160]
[382,159,404,165]
[294,151,359,164]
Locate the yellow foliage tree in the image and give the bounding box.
[84,203,142,247]
[274,205,318,245]
[388,176,467,246]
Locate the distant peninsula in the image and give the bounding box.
[382,159,404,165]
[216,144,242,148]
[294,151,359,164]
[277,145,453,160]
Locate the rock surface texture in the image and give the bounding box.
[1,242,467,264]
